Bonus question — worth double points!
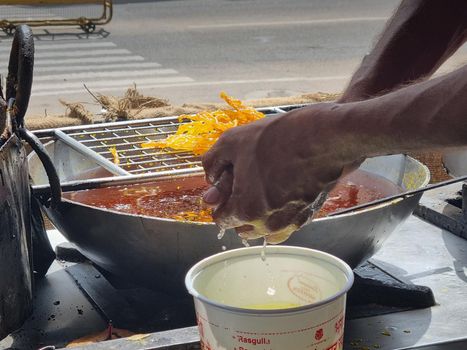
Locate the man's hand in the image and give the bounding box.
[202,103,360,244]
[202,63,467,244]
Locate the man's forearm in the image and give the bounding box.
[340,0,467,103]
[340,64,467,158]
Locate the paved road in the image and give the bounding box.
[0,0,466,116]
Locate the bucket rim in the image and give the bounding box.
[185,245,354,314]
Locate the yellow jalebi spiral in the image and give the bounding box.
[141,92,265,155]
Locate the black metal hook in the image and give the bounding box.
[1,24,62,207]
[6,24,34,129]
[18,128,61,209]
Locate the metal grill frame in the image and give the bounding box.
[32,104,309,179]
[65,118,203,175]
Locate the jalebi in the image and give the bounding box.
[141,92,265,155]
[171,208,213,223]
[109,147,120,165]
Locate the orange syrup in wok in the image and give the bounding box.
[63,169,402,222]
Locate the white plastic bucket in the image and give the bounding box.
[185,245,354,350]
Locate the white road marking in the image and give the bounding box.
[0,55,145,68]
[33,76,195,91]
[34,68,179,81]
[31,75,348,97]
[189,17,388,29]
[0,48,132,59]
[0,41,117,52]
[32,62,163,73]
[0,20,194,99]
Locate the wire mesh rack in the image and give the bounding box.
[65,118,202,175]
[33,104,308,179]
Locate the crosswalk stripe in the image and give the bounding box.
[0,32,195,100]
[32,76,194,91]
[0,48,132,59]
[0,55,145,68]
[34,68,179,81]
[32,62,163,73]
[31,85,174,97]
[31,75,348,97]
[189,17,388,29]
[0,41,117,52]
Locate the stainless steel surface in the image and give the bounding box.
[396,338,467,350]
[29,154,430,291]
[54,129,128,176]
[342,214,467,349]
[416,182,467,240]
[28,139,114,184]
